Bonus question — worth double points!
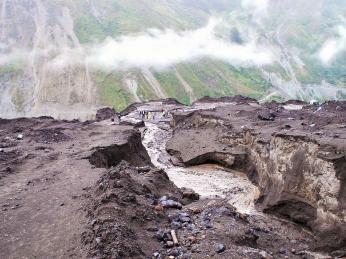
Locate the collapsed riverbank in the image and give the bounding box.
[0,96,345,258]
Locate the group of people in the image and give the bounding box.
[138,110,170,121]
[139,110,152,120]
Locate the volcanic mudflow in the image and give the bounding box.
[0,96,345,259]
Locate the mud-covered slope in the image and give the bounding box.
[167,97,346,250]
[0,115,152,258]
[1,98,345,259]
[82,161,184,258]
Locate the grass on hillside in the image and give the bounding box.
[95,71,132,111]
[154,69,191,105]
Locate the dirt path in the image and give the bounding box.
[0,156,100,258]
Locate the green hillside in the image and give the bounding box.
[54,0,271,110]
[1,0,346,117]
[67,0,345,110]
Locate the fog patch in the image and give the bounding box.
[1,18,274,72]
[0,48,29,67]
[241,0,269,22]
[47,47,85,69]
[86,18,273,70]
[318,24,346,65]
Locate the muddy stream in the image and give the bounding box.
[120,104,335,259]
[142,122,260,214]
[123,103,260,215]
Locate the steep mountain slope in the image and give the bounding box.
[0,0,97,119]
[0,0,345,119]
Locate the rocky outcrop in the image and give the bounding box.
[247,132,346,249]
[167,99,346,250]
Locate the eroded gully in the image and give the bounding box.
[123,104,260,215]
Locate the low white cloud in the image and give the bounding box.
[46,47,85,69]
[319,25,346,64]
[0,43,8,50]
[241,0,269,21]
[86,18,273,70]
[0,48,29,66]
[1,18,273,71]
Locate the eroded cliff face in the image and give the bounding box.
[246,133,345,248]
[167,97,346,249]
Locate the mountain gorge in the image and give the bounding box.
[0,0,346,119]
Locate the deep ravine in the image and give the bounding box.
[119,98,346,258]
[141,120,260,214]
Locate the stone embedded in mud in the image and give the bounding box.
[121,118,145,128]
[166,241,174,248]
[155,229,166,241]
[216,243,226,253]
[179,212,189,217]
[161,200,182,209]
[154,205,164,212]
[178,214,191,223]
[156,229,174,243]
[190,207,202,214]
[259,251,274,259]
[159,196,183,209]
[278,248,287,255]
[181,188,200,204]
[168,249,181,257]
[137,166,152,173]
[205,222,213,229]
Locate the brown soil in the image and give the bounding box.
[0,117,146,258]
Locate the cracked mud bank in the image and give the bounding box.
[167,97,346,251]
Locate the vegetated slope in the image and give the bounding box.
[0,0,345,118]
